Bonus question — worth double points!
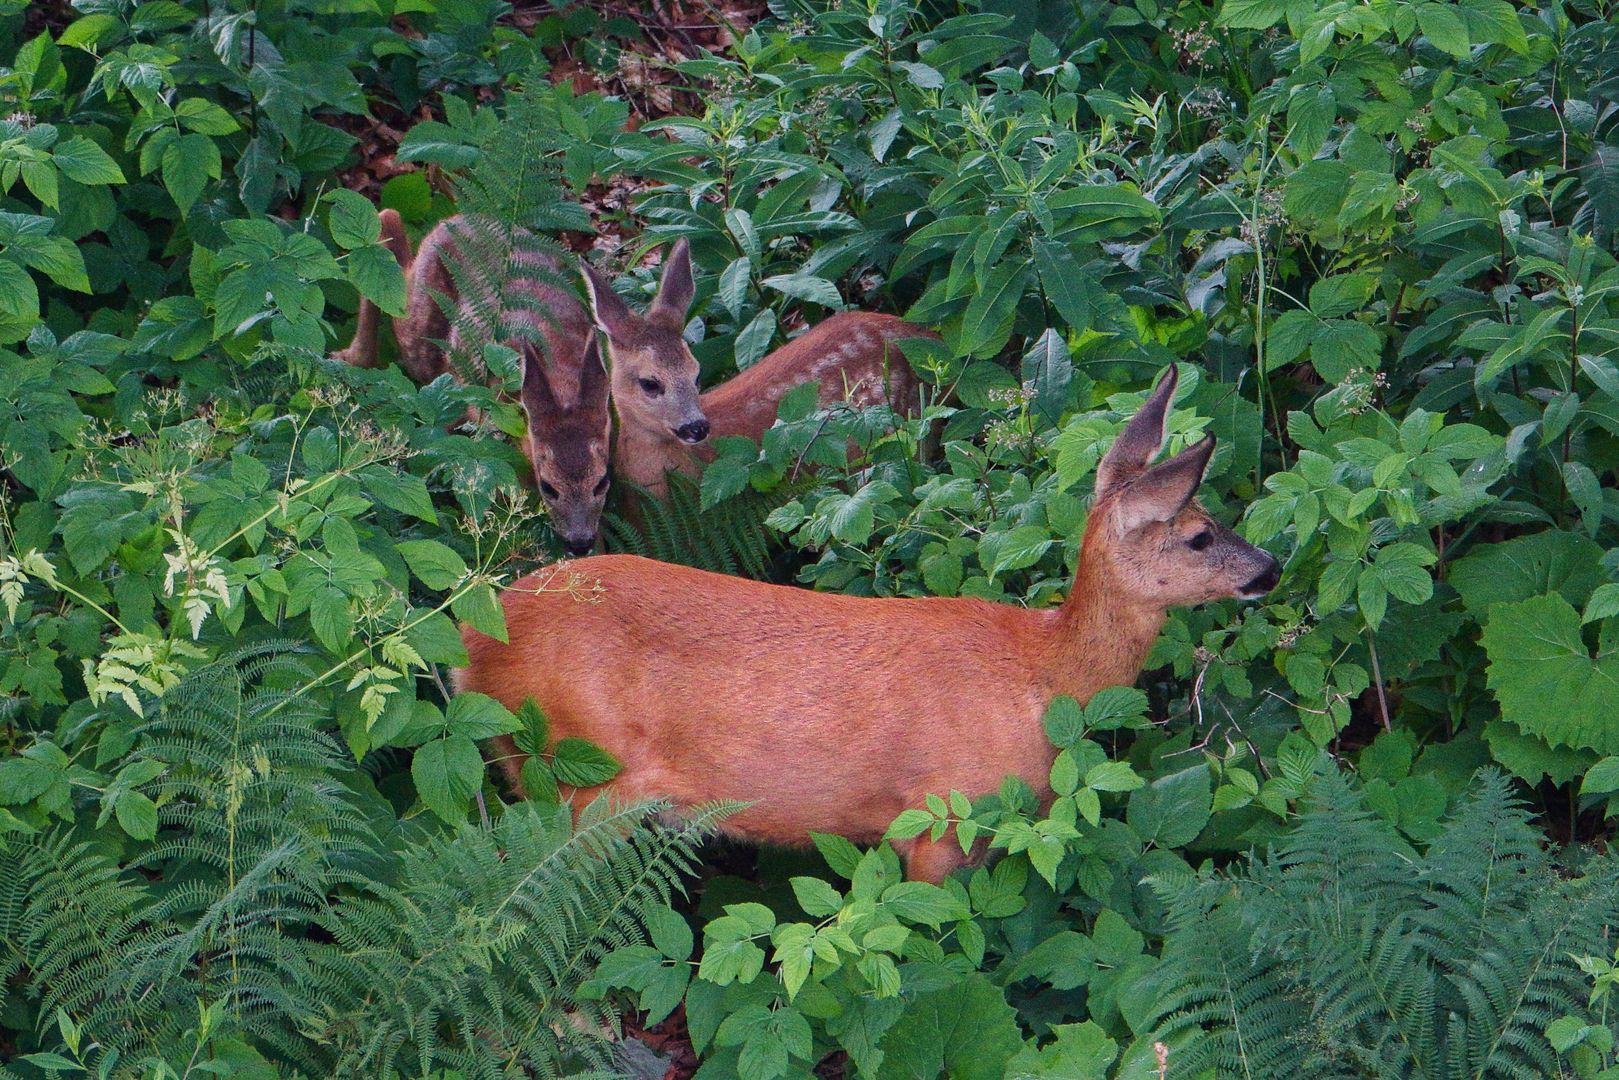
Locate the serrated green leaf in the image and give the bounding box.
[1482,594,1619,755]
[396,539,468,591]
[413,733,483,823]
[53,137,124,184]
[551,737,622,787]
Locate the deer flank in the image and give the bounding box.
[455,366,1281,882]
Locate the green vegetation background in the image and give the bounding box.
[3,0,1619,1076]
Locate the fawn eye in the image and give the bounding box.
[638,377,665,397]
[592,475,609,496]
[1188,529,1214,551]
[539,480,559,500]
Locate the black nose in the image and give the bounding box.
[675,419,710,444]
[563,535,596,558]
[1241,556,1281,596]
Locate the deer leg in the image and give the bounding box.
[899,834,971,883]
[334,209,412,369]
[333,291,383,368]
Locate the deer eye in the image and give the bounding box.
[592,475,610,497]
[638,377,665,397]
[1188,529,1214,551]
[538,480,559,500]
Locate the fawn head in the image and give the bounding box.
[580,239,708,445]
[520,331,613,557]
[1089,366,1280,607]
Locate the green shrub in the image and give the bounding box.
[6,0,1619,1074]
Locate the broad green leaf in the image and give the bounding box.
[396,539,469,591]
[1481,594,1619,755]
[979,525,1051,582]
[326,189,381,249]
[115,791,158,839]
[1125,765,1211,846]
[1032,237,1095,335]
[347,242,407,317]
[1580,756,1619,796]
[412,733,483,823]
[876,974,1021,1080]
[551,737,622,787]
[1450,530,1603,614]
[880,881,969,926]
[958,263,1027,358]
[1007,931,1096,990]
[444,692,517,739]
[1021,328,1073,426]
[1043,695,1085,747]
[1417,3,1471,58]
[52,137,124,184]
[790,876,843,918]
[161,132,221,213]
[360,466,437,523]
[451,583,507,643]
[1217,0,1289,27]
[1085,761,1144,793]
[761,272,842,309]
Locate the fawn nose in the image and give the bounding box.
[1240,556,1281,597]
[562,534,596,558]
[675,419,710,444]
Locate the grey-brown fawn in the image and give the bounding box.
[455,366,1281,882]
[337,210,611,555]
[579,242,934,498]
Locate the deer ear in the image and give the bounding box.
[650,238,694,322]
[1114,434,1215,533]
[1097,365,1178,496]
[575,330,610,415]
[520,346,559,428]
[580,260,637,341]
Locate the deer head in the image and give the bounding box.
[579,239,709,446]
[1090,366,1280,607]
[520,331,613,558]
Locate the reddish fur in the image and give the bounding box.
[460,526,1160,883]
[333,209,613,547]
[335,209,593,404]
[614,311,936,495]
[458,368,1281,883]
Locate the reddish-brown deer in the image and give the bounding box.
[455,366,1281,882]
[579,244,933,498]
[337,210,612,555]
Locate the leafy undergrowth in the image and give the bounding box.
[5,0,1619,1077]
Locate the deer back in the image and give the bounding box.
[612,310,936,496]
[458,366,1281,882]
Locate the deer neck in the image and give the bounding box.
[1039,534,1166,703]
[612,412,704,491]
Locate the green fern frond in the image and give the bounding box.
[431,61,587,389]
[602,471,806,580]
[304,797,730,1077]
[1145,768,1619,1080]
[1148,873,1311,1080]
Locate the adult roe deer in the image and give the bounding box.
[455,366,1281,882]
[579,243,933,498]
[336,210,612,555]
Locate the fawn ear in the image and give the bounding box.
[520,346,559,429]
[650,238,694,323]
[580,260,638,341]
[1114,434,1215,533]
[1097,365,1178,496]
[575,330,610,416]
